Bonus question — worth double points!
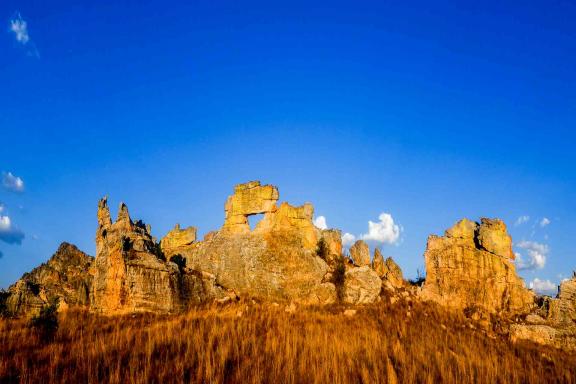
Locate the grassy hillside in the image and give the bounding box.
[1,294,574,383]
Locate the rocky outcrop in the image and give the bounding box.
[163,182,382,305]
[372,249,404,290]
[548,275,576,325]
[511,275,576,350]
[171,183,334,304]
[350,240,370,267]
[222,181,279,233]
[3,243,93,317]
[320,229,343,263]
[421,218,534,315]
[92,198,227,314]
[160,224,197,253]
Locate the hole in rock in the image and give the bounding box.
[247,213,265,231]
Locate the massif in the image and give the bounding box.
[1,181,575,351]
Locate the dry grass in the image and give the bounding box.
[1,295,575,384]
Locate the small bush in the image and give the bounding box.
[0,291,10,318]
[30,302,59,342]
[332,256,346,302]
[408,268,426,286]
[315,238,329,261]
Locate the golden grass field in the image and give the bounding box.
[1,294,575,384]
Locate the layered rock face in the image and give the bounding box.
[92,198,226,314]
[3,243,93,317]
[421,218,534,315]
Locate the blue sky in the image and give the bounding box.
[1,0,575,293]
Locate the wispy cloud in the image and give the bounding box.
[313,216,328,230]
[2,171,25,193]
[514,215,530,226]
[539,217,551,227]
[529,278,557,295]
[9,12,39,57]
[0,214,25,245]
[10,12,29,43]
[360,213,401,245]
[515,240,548,270]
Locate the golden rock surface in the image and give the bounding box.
[421,218,533,315]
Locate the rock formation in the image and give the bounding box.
[510,275,576,350]
[2,243,93,317]
[222,181,279,233]
[343,266,382,304]
[3,182,576,351]
[160,224,197,254]
[350,240,370,267]
[372,249,404,290]
[92,197,227,314]
[89,182,383,312]
[420,218,534,315]
[164,182,381,305]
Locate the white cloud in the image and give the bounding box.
[514,215,530,226]
[0,214,25,245]
[10,12,30,44]
[360,213,401,245]
[540,217,551,227]
[529,278,557,295]
[313,216,328,230]
[341,232,356,247]
[515,240,549,270]
[9,12,39,57]
[2,172,25,192]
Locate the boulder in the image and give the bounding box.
[350,240,370,267]
[3,242,93,317]
[420,218,534,315]
[343,266,382,304]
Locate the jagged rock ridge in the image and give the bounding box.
[3,243,93,317]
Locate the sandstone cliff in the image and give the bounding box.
[2,243,93,317]
[420,218,534,315]
[92,197,227,314]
